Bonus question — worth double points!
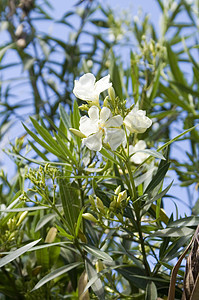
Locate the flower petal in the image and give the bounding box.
[134,140,147,151]
[100,107,112,122]
[124,109,152,133]
[105,115,123,128]
[94,74,112,95]
[73,73,98,102]
[88,106,99,121]
[79,116,98,136]
[104,128,126,151]
[82,132,103,151]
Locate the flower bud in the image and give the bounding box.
[103,96,109,107]
[108,87,115,103]
[45,227,57,243]
[115,185,121,195]
[15,24,24,37]
[16,211,28,227]
[16,38,26,48]
[96,197,105,214]
[69,128,86,138]
[109,199,117,211]
[89,195,95,207]
[96,260,103,273]
[117,190,127,205]
[82,213,98,223]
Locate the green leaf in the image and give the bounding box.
[85,259,105,300]
[59,179,81,235]
[110,59,123,100]
[56,225,74,240]
[32,262,82,291]
[23,123,63,159]
[100,148,118,164]
[0,239,41,268]
[75,208,84,237]
[59,104,71,129]
[81,244,113,262]
[35,213,56,232]
[130,51,139,103]
[157,125,198,152]
[90,19,109,28]
[132,149,165,161]
[145,281,157,300]
[30,117,68,159]
[151,227,194,237]
[0,206,53,212]
[144,159,170,194]
[148,65,161,104]
[159,83,192,112]
[28,241,73,252]
[168,216,199,228]
[167,44,186,85]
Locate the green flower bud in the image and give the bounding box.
[82,213,98,223]
[115,185,121,195]
[16,211,28,227]
[69,128,86,138]
[108,87,115,103]
[117,190,127,205]
[96,197,105,214]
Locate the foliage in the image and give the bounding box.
[0,0,199,299]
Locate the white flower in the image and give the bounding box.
[73,73,112,103]
[129,140,149,164]
[79,106,125,151]
[123,105,152,133]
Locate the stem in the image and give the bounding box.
[124,159,137,201]
[137,218,151,276]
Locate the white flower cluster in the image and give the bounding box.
[73,73,152,160]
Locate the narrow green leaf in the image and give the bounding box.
[148,65,161,103]
[157,125,198,152]
[167,44,186,85]
[59,104,71,130]
[110,59,123,100]
[23,123,62,158]
[100,148,117,164]
[32,262,82,291]
[159,83,192,112]
[30,117,68,159]
[81,244,113,262]
[0,206,53,212]
[151,227,194,237]
[28,140,49,161]
[132,149,165,160]
[59,179,81,235]
[75,208,84,237]
[144,160,170,193]
[56,225,74,240]
[130,51,139,103]
[0,239,41,268]
[168,216,199,228]
[35,213,56,232]
[145,281,158,300]
[85,259,105,300]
